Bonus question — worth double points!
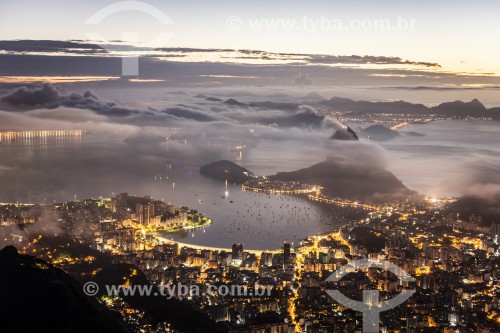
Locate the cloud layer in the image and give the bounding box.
[0,83,398,202]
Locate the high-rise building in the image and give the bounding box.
[134,202,155,226]
[111,192,128,213]
[260,252,273,266]
[99,218,117,252]
[491,222,500,244]
[178,209,188,224]
[284,241,291,260]
[144,203,154,226]
[100,218,116,233]
[116,228,136,252]
[166,204,176,215]
[135,203,144,224]
[232,243,243,261]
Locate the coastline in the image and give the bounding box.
[157,236,281,255]
[159,218,213,233]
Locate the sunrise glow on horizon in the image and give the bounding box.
[0,0,499,75]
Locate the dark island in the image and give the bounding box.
[200,160,254,184]
[360,124,400,141]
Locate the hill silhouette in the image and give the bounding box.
[0,246,127,333]
[93,263,223,333]
[200,160,253,184]
[318,97,500,119]
[271,159,413,202]
[446,195,500,225]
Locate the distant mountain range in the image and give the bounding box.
[201,159,413,202]
[318,97,495,118]
[220,96,500,120]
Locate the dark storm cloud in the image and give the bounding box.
[1,84,61,105]
[1,84,137,116]
[0,84,213,125]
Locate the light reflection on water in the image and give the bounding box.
[151,176,340,249]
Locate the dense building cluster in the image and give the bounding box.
[290,204,500,332]
[3,192,500,333]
